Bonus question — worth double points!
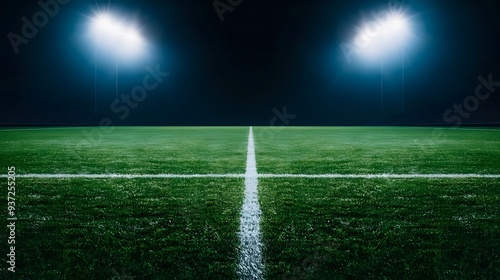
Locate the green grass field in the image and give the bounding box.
[0,127,248,174]
[254,127,500,279]
[18,178,243,279]
[1,126,500,279]
[253,127,500,174]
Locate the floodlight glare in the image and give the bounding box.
[94,14,116,32]
[342,6,417,116]
[353,10,411,61]
[88,12,145,59]
[385,14,407,34]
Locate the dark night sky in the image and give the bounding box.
[1,0,500,125]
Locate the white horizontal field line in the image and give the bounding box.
[1,174,245,179]
[259,174,500,178]
[2,173,500,179]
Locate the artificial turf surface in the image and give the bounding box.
[0,127,248,279]
[259,178,500,279]
[0,127,248,174]
[253,127,500,279]
[253,126,500,174]
[1,126,499,279]
[14,178,244,279]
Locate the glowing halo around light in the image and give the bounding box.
[88,12,145,59]
[352,10,411,60]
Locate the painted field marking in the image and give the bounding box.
[0,174,244,179]
[258,174,500,179]
[3,174,500,179]
[237,126,264,280]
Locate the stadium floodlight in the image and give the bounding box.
[353,9,412,116]
[89,13,145,59]
[85,10,147,111]
[386,13,407,34]
[355,11,410,59]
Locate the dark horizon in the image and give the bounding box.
[2,0,500,126]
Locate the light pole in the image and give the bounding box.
[94,52,97,112]
[115,61,118,100]
[381,60,384,118]
[401,47,405,113]
[87,12,146,112]
[355,11,410,118]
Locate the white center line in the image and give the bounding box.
[237,126,264,280]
